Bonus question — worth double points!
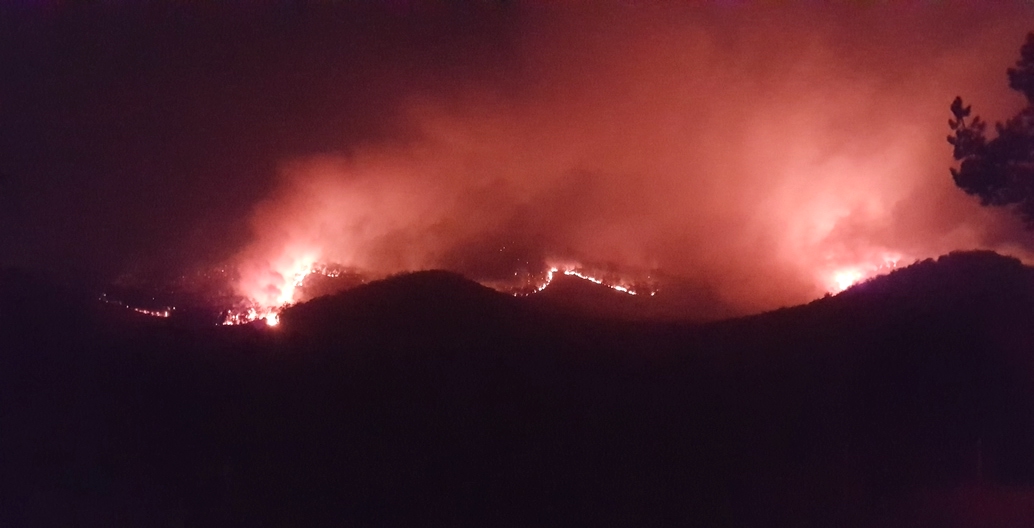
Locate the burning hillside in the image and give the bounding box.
[101,251,903,328]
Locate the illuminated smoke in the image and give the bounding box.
[226,4,1034,319]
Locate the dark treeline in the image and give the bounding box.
[3,251,1034,526]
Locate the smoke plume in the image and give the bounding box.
[231,3,1034,316]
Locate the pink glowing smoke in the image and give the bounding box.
[228,3,1034,319]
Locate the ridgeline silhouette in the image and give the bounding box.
[3,251,1034,526]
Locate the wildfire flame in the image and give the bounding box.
[99,294,173,319]
[220,255,662,327]
[525,264,657,297]
[205,241,909,327]
[822,253,904,294]
[221,261,361,326]
[831,269,865,293]
[221,245,910,326]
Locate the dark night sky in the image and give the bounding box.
[0,2,518,280]
[3,2,1034,315]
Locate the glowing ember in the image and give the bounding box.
[132,307,172,318]
[223,251,659,323]
[222,305,283,327]
[99,294,174,319]
[525,264,656,297]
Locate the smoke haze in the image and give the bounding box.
[232,3,1034,315]
[3,3,1034,316]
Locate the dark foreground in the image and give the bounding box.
[3,251,1034,527]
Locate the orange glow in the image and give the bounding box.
[221,248,319,326]
[535,266,560,293]
[521,263,657,297]
[220,259,363,326]
[821,253,904,294]
[218,6,1034,320]
[831,268,865,293]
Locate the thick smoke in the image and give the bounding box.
[233,3,1034,316]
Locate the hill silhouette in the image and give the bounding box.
[3,251,1034,526]
[282,269,518,332]
[526,271,739,322]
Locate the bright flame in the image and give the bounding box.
[208,6,1034,321]
[221,259,365,326]
[534,266,560,293]
[822,253,904,294]
[524,263,656,297]
[831,268,865,293]
[224,253,659,323]
[219,238,912,326]
[222,303,284,327]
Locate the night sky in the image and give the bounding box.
[3,1,1034,316]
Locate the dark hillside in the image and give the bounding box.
[527,272,739,322]
[3,251,1034,526]
[282,269,519,336]
[658,251,1034,524]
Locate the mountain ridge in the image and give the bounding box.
[4,250,1034,526]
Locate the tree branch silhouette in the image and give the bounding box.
[949,32,1034,225]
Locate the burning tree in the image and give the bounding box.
[948,32,1034,225]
